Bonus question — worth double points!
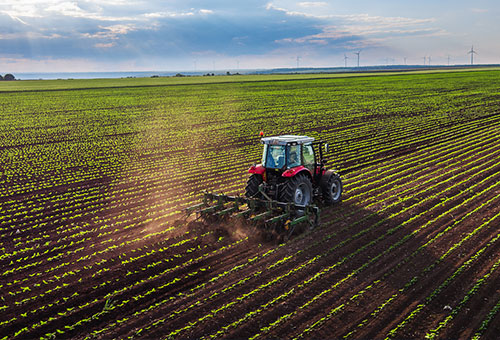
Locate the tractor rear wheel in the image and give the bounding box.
[245,174,263,198]
[279,173,313,206]
[323,173,342,204]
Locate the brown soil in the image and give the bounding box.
[3,115,500,340]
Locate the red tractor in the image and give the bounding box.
[186,135,342,237]
[246,135,342,206]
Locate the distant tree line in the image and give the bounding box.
[0,74,16,81]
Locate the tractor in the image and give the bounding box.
[246,134,342,206]
[186,134,342,238]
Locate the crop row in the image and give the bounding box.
[109,117,495,340]
[3,70,500,338]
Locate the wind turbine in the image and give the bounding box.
[468,46,477,65]
[428,56,431,65]
[404,57,407,65]
[422,56,426,66]
[344,54,349,68]
[296,56,302,68]
[353,51,361,67]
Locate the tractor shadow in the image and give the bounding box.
[306,199,445,293]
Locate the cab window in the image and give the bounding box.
[265,145,286,168]
[303,144,315,170]
[287,145,301,168]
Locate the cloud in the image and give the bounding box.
[0,0,141,22]
[143,11,196,18]
[267,4,439,52]
[0,32,62,40]
[334,15,436,38]
[45,1,88,17]
[199,9,214,15]
[265,2,321,17]
[81,24,136,40]
[264,1,439,46]
[0,0,473,71]
[298,2,328,8]
[340,13,435,27]
[95,42,115,48]
[0,54,133,73]
[0,1,50,18]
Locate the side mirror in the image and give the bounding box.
[324,143,329,153]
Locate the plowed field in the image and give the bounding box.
[2,70,500,339]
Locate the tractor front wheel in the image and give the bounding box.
[279,173,313,206]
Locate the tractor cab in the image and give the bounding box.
[247,134,340,205]
[261,135,316,171]
[259,135,328,181]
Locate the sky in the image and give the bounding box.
[0,0,498,72]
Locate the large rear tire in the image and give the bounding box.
[323,173,342,204]
[245,174,263,198]
[279,173,313,206]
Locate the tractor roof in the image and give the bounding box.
[261,135,315,146]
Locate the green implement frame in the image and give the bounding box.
[185,191,320,237]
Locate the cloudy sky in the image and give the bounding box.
[0,0,498,72]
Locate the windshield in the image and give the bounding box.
[264,145,286,169]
